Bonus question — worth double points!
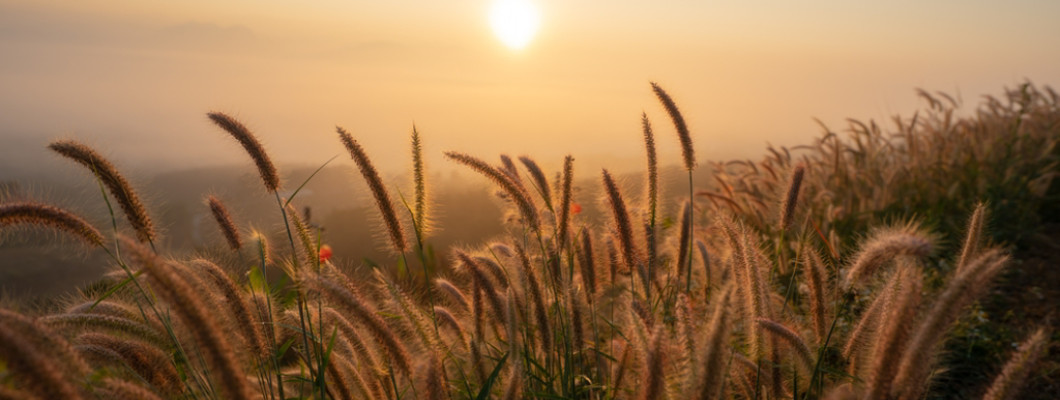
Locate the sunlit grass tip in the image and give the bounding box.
[48,139,154,243]
[338,126,407,253]
[650,82,695,171]
[206,112,280,192]
[206,195,242,250]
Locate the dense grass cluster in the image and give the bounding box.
[0,83,1056,399]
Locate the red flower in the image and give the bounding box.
[571,203,583,214]
[318,244,333,263]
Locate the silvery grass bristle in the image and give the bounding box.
[337,126,407,254]
[0,202,104,247]
[207,112,280,192]
[756,318,814,373]
[445,151,540,233]
[206,195,242,250]
[48,140,155,243]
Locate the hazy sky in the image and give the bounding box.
[2,0,1058,178]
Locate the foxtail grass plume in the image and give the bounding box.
[642,113,658,220]
[578,227,597,295]
[207,112,280,192]
[676,201,692,286]
[338,126,407,253]
[0,202,104,247]
[779,164,806,231]
[305,274,412,375]
[48,140,154,243]
[803,250,830,341]
[865,265,921,400]
[125,238,252,400]
[411,126,431,238]
[518,156,552,209]
[756,318,814,372]
[638,325,667,400]
[650,82,695,171]
[956,202,988,274]
[77,332,182,395]
[445,151,540,233]
[499,154,522,183]
[602,169,638,275]
[0,309,88,399]
[982,327,1051,400]
[557,155,574,247]
[515,243,551,353]
[891,249,1009,399]
[842,222,934,289]
[695,286,732,400]
[206,195,241,250]
[98,378,164,400]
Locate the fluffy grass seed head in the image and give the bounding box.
[207,112,280,192]
[48,139,154,242]
[338,126,407,253]
[842,221,935,289]
[206,195,241,250]
[650,82,695,171]
[0,202,104,247]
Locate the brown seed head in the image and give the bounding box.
[0,202,104,247]
[650,82,695,171]
[338,126,407,253]
[207,112,280,192]
[48,139,154,242]
[206,195,241,250]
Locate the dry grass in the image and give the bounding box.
[0,82,1057,399]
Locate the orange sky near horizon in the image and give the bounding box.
[1,0,1058,178]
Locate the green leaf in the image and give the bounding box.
[475,352,509,400]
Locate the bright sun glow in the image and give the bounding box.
[489,0,541,50]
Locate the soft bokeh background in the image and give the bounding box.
[2,0,1058,176]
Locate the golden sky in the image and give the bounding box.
[1,0,1058,177]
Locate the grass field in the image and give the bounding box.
[0,82,1057,399]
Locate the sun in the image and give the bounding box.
[489,0,541,50]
